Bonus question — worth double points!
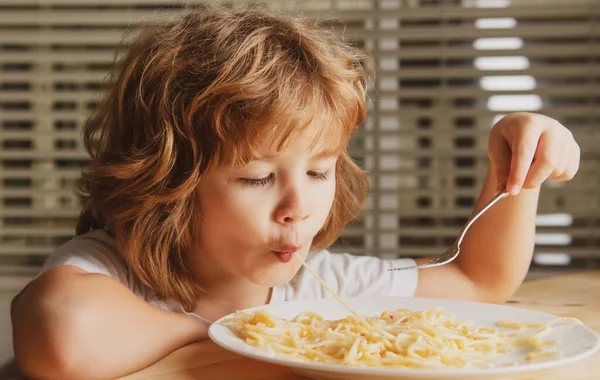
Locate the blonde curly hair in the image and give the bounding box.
[76,9,371,310]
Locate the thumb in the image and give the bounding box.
[488,136,512,193]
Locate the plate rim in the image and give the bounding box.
[208,296,600,377]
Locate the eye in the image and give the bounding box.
[238,173,274,187]
[308,170,330,181]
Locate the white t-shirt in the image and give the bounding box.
[39,229,418,325]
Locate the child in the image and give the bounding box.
[11,8,579,379]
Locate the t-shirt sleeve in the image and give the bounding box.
[37,230,130,287]
[285,250,418,301]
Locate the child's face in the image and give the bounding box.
[194,123,338,287]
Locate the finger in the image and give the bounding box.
[488,137,512,192]
[553,146,580,181]
[506,132,539,195]
[565,144,581,179]
[522,133,561,189]
[549,145,570,180]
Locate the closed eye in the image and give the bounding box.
[308,171,330,181]
[239,173,274,187]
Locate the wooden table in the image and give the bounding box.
[122,271,600,380]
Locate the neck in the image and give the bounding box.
[189,250,272,323]
[195,279,272,322]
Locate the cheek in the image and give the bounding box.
[200,189,267,242]
[312,180,336,221]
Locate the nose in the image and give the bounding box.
[275,185,310,225]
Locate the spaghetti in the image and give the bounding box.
[223,235,581,369]
[224,306,580,368]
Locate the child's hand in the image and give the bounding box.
[488,112,580,195]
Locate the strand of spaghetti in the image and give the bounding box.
[292,252,371,329]
[289,225,372,329]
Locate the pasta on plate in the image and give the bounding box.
[223,306,579,369]
[222,254,581,369]
[224,308,578,369]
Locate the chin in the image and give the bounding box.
[250,267,299,287]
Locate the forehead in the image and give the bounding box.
[253,119,344,160]
[219,109,351,168]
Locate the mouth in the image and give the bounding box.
[272,244,302,264]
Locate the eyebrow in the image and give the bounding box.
[255,151,339,161]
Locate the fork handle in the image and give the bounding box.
[456,189,509,246]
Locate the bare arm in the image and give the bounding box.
[11,266,208,380]
[415,166,539,303]
[415,113,578,303]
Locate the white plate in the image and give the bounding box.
[209,297,600,380]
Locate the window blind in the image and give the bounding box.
[1,0,598,286]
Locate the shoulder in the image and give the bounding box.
[37,230,190,313]
[40,230,157,300]
[42,229,126,280]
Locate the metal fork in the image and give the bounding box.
[388,189,509,272]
